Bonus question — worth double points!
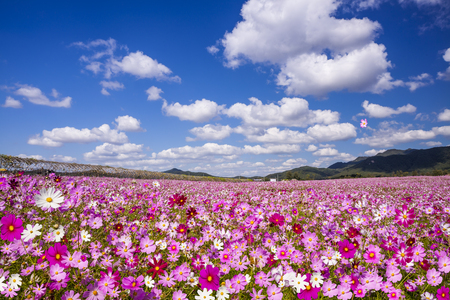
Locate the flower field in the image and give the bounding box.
[0,173,450,300]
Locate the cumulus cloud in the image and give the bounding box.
[115,115,145,132]
[14,85,71,108]
[282,157,308,167]
[421,141,442,147]
[438,109,450,121]
[115,51,181,82]
[186,124,233,141]
[100,80,124,96]
[312,152,357,168]
[84,143,146,161]
[364,149,387,156]
[225,97,339,127]
[218,0,401,97]
[313,148,339,156]
[17,154,45,160]
[28,124,128,147]
[438,48,450,80]
[306,123,357,143]
[404,73,434,91]
[354,123,450,147]
[207,45,219,54]
[49,155,77,163]
[361,100,416,118]
[162,99,225,123]
[2,96,22,108]
[72,38,181,82]
[146,86,164,101]
[243,127,315,144]
[305,144,318,152]
[243,144,301,155]
[156,143,241,160]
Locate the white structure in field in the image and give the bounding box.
[270,178,277,182]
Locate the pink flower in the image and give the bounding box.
[427,268,443,286]
[267,284,282,300]
[387,288,402,300]
[394,205,415,228]
[437,286,450,300]
[438,256,450,273]
[363,244,381,264]
[122,275,144,290]
[322,280,337,297]
[338,240,356,259]
[172,290,188,300]
[269,213,284,226]
[199,265,220,291]
[336,284,352,300]
[50,264,66,281]
[386,267,402,283]
[354,285,366,298]
[360,119,367,128]
[0,214,24,242]
[46,242,68,268]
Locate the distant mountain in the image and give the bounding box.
[265,146,450,180]
[163,168,214,177]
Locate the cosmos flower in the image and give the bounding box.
[1,214,24,242]
[34,187,65,209]
[199,265,220,291]
[360,119,367,128]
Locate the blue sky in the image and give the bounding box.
[1,0,450,177]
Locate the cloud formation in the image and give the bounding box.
[14,85,71,108]
[218,0,401,97]
[100,80,125,96]
[2,96,22,108]
[115,115,145,132]
[146,86,164,101]
[162,99,225,123]
[361,100,416,118]
[186,124,233,141]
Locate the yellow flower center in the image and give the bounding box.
[46,197,53,202]
[9,225,14,231]
[207,276,212,282]
[56,254,61,260]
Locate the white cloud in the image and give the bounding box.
[219,0,401,97]
[421,141,442,147]
[207,45,219,54]
[186,124,233,141]
[243,144,301,155]
[313,148,339,156]
[243,127,315,144]
[51,89,60,98]
[49,155,77,163]
[115,115,145,132]
[146,86,164,101]
[437,48,450,80]
[282,158,308,167]
[115,51,181,82]
[307,123,357,142]
[364,149,387,156]
[438,109,450,121]
[17,154,45,160]
[100,80,125,96]
[2,96,22,108]
[361,100,416,118]
[305,144,318,152]
[311,152,356,168]
[157,143,241,159]
[354,123,443,147]
[84,143,146,162]
[404,73,434,91]
[225,97,339,127]
[72,38,181,82]
[162,99,225,123]
[414,113,430,121]
[28,124,128,147]
[15,85,71,108]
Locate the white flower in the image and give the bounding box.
[0,276,6,292]
[80,230,91,242]
[51,226,65,243]
[158,241,167,250]
[180,242,187,251]
[8,274,22,289]
[353,215,364,224]
[271,245,277,253]
[284,272,297,285]
[321,255,337,266]
[333,251,342,260]
[21,223,42,242]
[245,274,252,284]
[195,288,214,300]
[186,272,199,287]
[278,280,286,288]
[34,187,65,209]
[213,238,224,251]
[152,181,160,187]
[291,274,307,293]
[311,272,324,288]
[216,286,230,300]
[144,275,155,288]
[421,292,436,300]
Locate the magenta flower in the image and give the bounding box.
[338,240,356,259]
[122,275,144,290]
[0,214,24,242]
[394,204,415,228]
[387,288,401,300]
[199,265,220,291]
[269,213,284,226]
[46,242,68,268]
[297,274,320,300]
[392,243,413,266]
[437,286,450,300]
